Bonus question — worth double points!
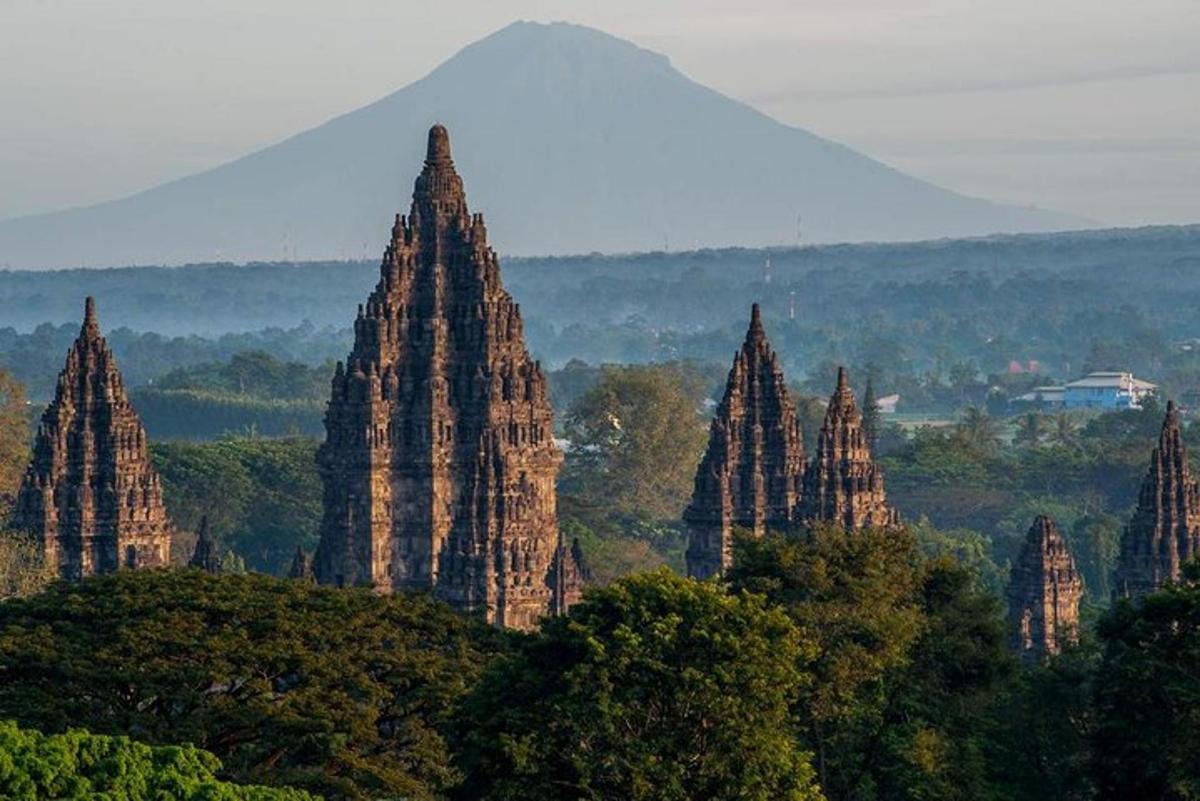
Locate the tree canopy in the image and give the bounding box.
[0,570,501,801]
[0,720,315,801]
[453,569,824,801]
[1092,573,1200,801]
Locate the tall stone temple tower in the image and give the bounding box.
[685,305,807,578]
[799,367,899,529]
[1006,515,1083,661]
[1112,401,1200,599]
[313,124,585,629]
[13,297,172,579]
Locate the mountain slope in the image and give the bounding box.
[0,21,1088,269]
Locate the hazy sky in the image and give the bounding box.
[2,0,1197,226]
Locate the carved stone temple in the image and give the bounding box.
[313,124,585,629]
[798,366,899,529]
[288,547,315,582]
[685,304,807,578]
[1112,401,1200,599]
[188,515,221,575]
[1006,515,1083,661]
[13,297,173,579]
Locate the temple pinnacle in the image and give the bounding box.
[426,123,452,163]
[747,303,765,342]
[82,296,99,335]
[837,365,849,391]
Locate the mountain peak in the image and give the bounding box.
[0,22,1086,268]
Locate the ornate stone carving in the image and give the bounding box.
[313,125,584,629]
[1112,401,1200,599]
[13,297,172,579]
[1006,515,1082,660]
[685,304,806,578]
[799,367,899,529]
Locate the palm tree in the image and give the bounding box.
[1047,412,1082,450]
[956,405,1001,453]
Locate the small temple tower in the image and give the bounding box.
[313,125,585,629]
[1112,401,1200,599]
[188,515,221,575]
[684,304,807,578]
[13,297,173,580]
[799,367,898,529]
[288,546,315,583]
[1006,515,1083,661]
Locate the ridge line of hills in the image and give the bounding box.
[0,20,1089,270]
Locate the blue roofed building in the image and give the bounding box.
[1061,372,1156,411]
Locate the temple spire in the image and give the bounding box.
[188,515,222,575]
[409,124,469,241]
[799,366,898,529]
[1113,399,1200,599]
[82,296,99,338]
[685,305,806,578]
[426,123,452,164]
[747,302,765,343]
[1006,515,1082,661]
[315,122,579,629]
[13,297,173,580]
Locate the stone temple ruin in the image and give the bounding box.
[1006,515,1083,661]
[311,125,586,629]
[686,306,898,579]
[1112,400,1200,599]
[13,297,173,580]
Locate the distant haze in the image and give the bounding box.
[0,22,1093,268]
[0,2,1196,255]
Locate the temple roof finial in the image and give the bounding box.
[747,303,765,342]
[426,123,452,164]
[82,296,99,335]
[837,365,849,391]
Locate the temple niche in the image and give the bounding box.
[313,125,585,629]
[13,297,173,580]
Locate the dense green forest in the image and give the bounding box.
[2,534,1198,800]
[3,225,1200,799]
[2,225,1199,414]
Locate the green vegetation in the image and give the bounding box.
[2,229,1200,799]
[0,368,30,502]
[0,322,347,401]
[0,720,315,800]
[453,569,824,801]
[0,530,1198,800]
[882,401,1186,606]
[1092,569,1200,800]
[0,532,52,601]
[0,571,501,800]
[4,227,1200,418]
[133,352,332,440]
[558,364,709,580]
[730,527,1012,800]
[150,437,321,574]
